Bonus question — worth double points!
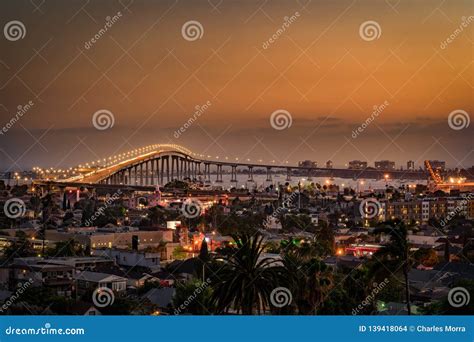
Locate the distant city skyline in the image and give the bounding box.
[0,0,472,170]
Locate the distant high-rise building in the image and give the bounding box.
[326,160,333,169]
[298,160,317,168]
[348,160,367,169]
[375,160,395,170]
[407,160,415,171]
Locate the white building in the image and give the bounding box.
[75,271,127,293]
[92,249,160,271]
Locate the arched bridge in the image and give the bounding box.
[56,144,428,186]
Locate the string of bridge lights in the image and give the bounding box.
[32,144,292,181]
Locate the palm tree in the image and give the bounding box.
[372,220,412,314]
[29,195,41,219]
[211,232,278,314]
[173,278,213,315]
[304,258,332,313]
[278,247,332,314]
[277,251,304,314]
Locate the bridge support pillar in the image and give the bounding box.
[145,161,149,185]
[179,158,184,180]
[248,166,254,182]
[155,158,160,186]
[216,164,223,183]
[176,157,180,180]
[197,162,202,177]
[172,157,176,182]
[231,165,237,183]
[286,168,292,181]
[307,168,312,181]
[183,158,187,180]
[139,163,144,186]
[162,157,169,184]
[184,158,187,180]
[150,160,154,185]
[171,156,176,181]
[266,167,272,182]
[204,163,211,183]
[177,157,181,180]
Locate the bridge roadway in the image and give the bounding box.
[41,144,429,185]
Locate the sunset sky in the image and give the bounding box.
[0,0,472,170]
